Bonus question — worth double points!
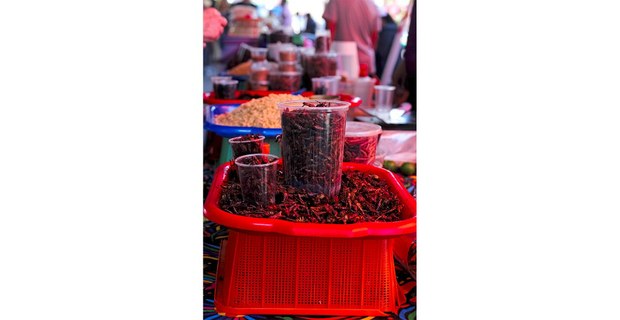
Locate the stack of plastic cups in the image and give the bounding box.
[278,100,350,198]
[269,46,302,92]
[249,48,270,91]
[354,77,374,107]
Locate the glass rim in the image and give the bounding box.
[249,47,268,53]
[277,99,350,111]
[228,135,265,144]
[211,76,232,83]
[234,154,279,167]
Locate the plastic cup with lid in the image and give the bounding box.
[343,121,383,165]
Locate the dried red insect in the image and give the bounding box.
[219,169,403,224]
[229,134,265,159]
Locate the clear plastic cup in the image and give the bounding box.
[229,135,265,159]
[311,77,330,95]
[235,154,279,206]
[374,85,395,114]
[353,77,374,107]
[250,63,270,82]
[269,71,302,91]
[278,100,350,197]
[322,76,340,95]
[250,47,268,62]
[211,76,232,84]
[214,79,238,99]
[343,121,383,165]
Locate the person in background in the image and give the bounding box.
[304,13,317,34]
[390,1,416,110]
[403,0,416,108]
[375,13,398,78]
[264,10,281,31]
[204,6,228,46]
[272,0,292,28]
[323,0,382,76]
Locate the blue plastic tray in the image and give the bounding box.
[204,104,282,138]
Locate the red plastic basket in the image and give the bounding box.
[204,162,416,317]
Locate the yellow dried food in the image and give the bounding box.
[214,94,307,128]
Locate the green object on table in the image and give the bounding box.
[218,137,281,166]
[292,34,303,46]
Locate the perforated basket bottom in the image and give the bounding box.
[214,230,400,317]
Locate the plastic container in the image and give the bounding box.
[305,52,338,78]
[269,71,302,91]
[250,60,270,82]
[314,30,331,53]
[204,162,416,317]
[311,77,330,95]
[353,77,374,107]
[323,76,340,95]
[277,61,300,72]
[229,135,265,159]
[214,80,238,99]
[278,46,298,62]
[278,100,349,197]
[234,154,279,206]
[249,47,268,62]
[343,121,382,165]
[374,85,395,114]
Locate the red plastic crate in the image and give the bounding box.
[204,162,416,317]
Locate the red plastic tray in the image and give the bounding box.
[204,162,416,238]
